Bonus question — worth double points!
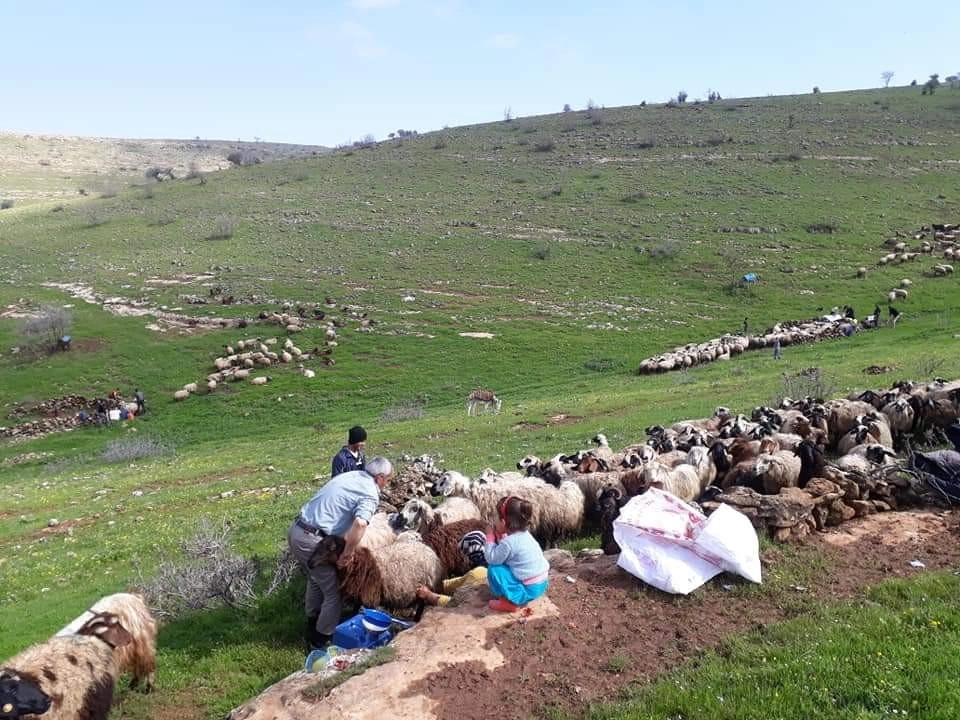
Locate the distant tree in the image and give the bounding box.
[562,103,572,112]
[707,89,721,102]
[21,305,72,354]
[910,79,917,86]
[946,74,960,89]
[881,71,894,88]
[676,90,688,103]
[503,106,513,122]
[812,86,821,94]
[226,151,260,167]
[145,166,175,181]
[586,98,598,111]
[921,74,940,95]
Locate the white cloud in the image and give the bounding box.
[338,21,386,58]
[489,32,520,49]
[350,0,400,9]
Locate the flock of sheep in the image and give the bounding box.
[340,375,960,613]
[639,222,958,375]
[171,330,335,400]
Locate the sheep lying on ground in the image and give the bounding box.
[339,539,443,610]
[1,613,133,720]
[57,593,157,692]
[753,451,802,494]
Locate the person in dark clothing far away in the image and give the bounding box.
[332,425,366,477]
[134,388,146,415]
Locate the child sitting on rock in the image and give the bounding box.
[483,496,550,612]
[416,530,489,607]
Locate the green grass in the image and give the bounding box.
[0,86,958,718]
[587,572,960,720]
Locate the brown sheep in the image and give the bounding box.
[418,516,489,577]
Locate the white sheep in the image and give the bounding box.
[640,461,702,503]
[753,451,802,494]
[393,497,482,532]
[172,389,189,401]
[250,376,271,385]
[434,470,584,546]
[182,382,198,393]
[1,613,133,720]
[357,512,400,550]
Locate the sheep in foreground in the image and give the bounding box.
[57,593,158,692]
[357,512,400,550]
[339,539,443,610]
[1,612,133,720]
[640,461,703,503]
[172,389,189,401]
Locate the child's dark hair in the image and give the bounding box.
[307,534,346,568]
[497,495,534,532]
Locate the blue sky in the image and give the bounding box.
[3,0,956,146]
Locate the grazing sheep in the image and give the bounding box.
[338,539,443,610]
[206,380,217,392]
[1,613,133,720]
[172,389,190,401]
[183,382,198,393]
[250,376,271,385]
[825,399,878,445]
[900,278,913,288]
[57,593,157,692]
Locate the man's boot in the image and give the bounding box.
[305,615,331,650]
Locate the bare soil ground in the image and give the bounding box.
[229,510,960,720]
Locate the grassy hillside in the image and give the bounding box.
[0,132,327,205]
[0,86,958,718]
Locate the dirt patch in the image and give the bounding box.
[69,337,109,354]
[511,422,546,431]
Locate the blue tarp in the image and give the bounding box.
[742,273,759,283]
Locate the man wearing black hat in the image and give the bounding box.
[332,425,366,477]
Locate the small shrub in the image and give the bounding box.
[605,654,630,674]
[151,211,177,227]
[584,358,622,372]
[812,86,820,94]
[20,304,72,354]
[916,356,946,379]
[705,135,727,147]
[533,138,555,152]
[51,204,64,213]
[380,400,425,422]
[511,177,528,184]
[805,221,839,234]
[207,214,238,240]
[775,367,836,405]
[227,150,261,167]
[82,207,107,228]
[0,199,13,210]
[562,103,572,113]
[633,138,656,149]
[522,125,538,134]
[621,191,647,203]
[432,138,447,150]
[532,246,551,260]
[136,518,259,619]
[649,239,681,259]
[102,437,171,463]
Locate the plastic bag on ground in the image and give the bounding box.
[613,488,762,594]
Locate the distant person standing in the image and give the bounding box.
[332,425,366,477]
[134,388,146,416]
[888,305,901,327]
[742,317,749,336]
[772,336,782,360]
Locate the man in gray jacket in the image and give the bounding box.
[287,457,393,649]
